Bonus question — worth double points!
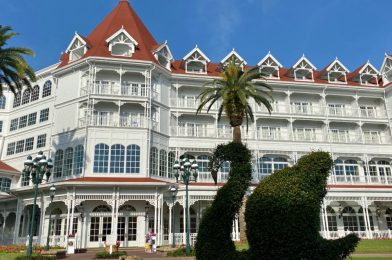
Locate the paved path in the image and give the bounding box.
[65,249,167,259]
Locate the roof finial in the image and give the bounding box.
[232,48,235,52]
[302,53,305,58]
[268,50,271,55]
[121,25,124,29]
[335,56,339,61]
[195,44,198,48]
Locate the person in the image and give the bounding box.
[145,229,153,253]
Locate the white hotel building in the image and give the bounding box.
[0,0,392,249]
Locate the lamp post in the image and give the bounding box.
[145,202,150,234]
[169,186,178,248]
[173,156,198,254]
[45,185,56,250]
[24,151,54,256]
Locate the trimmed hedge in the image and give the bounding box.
[195,142,252,260]
[95,251,127,259]
[15,256,56,260]
[245,151,360,259]
[166,247,196,257]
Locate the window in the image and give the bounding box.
[329,129,350,143]
[31,85,40,101]
[0,121,2,133]
[94,143,109,173]
[6,142,15,155]
[13,93,21,108]
[342,206,358,231]
[0,178,11,193]
[10,118,18,131]
[0,96,6,109]
[328,104,345,116]
[54,150,64,178]
[386,208,392,230]
[110,144,125,173]
[93,205,111,212]
[360,106,376,118]
[36,134,47,148]
[363,131,381,144]
[63,147,74,176]
[259,126,281,140]
[126,144,140,173]
[358,207,374,231]
[21,89,30,105]
[326,206,337,231]
[179,208,197,233]
[257,156,289,180]
[197,155,210,173]
[107,29,137,57]
[25,137,34,151]
[42,81,52,98]
[28,112,37,126]
[333,159,359,181]
[294,128,316,141]
[15,140,25,153]
[72,217,78,235]
[291,101,312,114]
[73,145,84,175]
[40,108,49,122]
[159,150,167,177]
[150,147,158,176]
[168,152,175,178]
[19,115,28,129]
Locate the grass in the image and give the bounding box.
[235,240,392,256]
[0,253,27,260]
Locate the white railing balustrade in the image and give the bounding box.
[79,114,147,128]
[121,82,149,97]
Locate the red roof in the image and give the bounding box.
[58,0,158,68]
[65,177,165,183]
[0,161,19,173]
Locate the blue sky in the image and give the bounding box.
[2,0,392,71]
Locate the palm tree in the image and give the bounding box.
[0,25,36,94]
[196,59,273,143]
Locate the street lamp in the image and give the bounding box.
[45,185,56,250]
[173,156,198,254]
[169,186,178,248]
[24,151,54,256]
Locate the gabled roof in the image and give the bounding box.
[105,26,138,45]
[380,54,392,75]
[257,52,283,68]
[323,57,349,73]
[59,0,158,67]
[348,61,379,85]
[152,41,174,60]
[183,45,210,62]
[292,55,317,70]
[65,33,90,53]
[0,161,19,173]
[220,49,247,65]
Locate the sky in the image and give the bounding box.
[2,0,392,71]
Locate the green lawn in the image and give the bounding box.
[235,239,392,254]
[0,253,25,260]
[351,258,392,260]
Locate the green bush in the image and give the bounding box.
[195,142,252,260]
[95,251,127,259]
[245,151,360,260]
[15,255,56,260]
[166,247,196,257]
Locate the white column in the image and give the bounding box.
[69,200,75,235]
[66,199,71,237]
[361,198,370,238]
[13,200,21,244]
[364,197,373,239]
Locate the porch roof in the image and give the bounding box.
[65,177,167,185]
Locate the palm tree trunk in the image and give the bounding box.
[233,126,241,143]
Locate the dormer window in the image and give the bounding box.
[66,33,88,62]
[380,54,392,85]
[321,58,349,84]
[220,49,246,70]
[153,41,174,70]
[352,62,379,86]
[183,46,210,74]
[258,52,283,79]
[289,55,316,81]
[106,27,138,57]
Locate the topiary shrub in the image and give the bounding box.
[95,251,127,259]
[195,142,252,260]
[245,151,360,260]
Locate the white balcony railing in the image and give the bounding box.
[79,114,147,128]
[83,81,149,97]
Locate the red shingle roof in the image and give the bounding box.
[0,161,19,173]
[58,0,158,68]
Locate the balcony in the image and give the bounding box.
[291,103,324,116]
[83,81,149,97]
[79,114,148,128]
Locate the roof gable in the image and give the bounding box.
[183,46,210,62]
[65,33,89,53]
[257,52,283,67]
[220,49,246,66]
[105,27,138,46]
[292,55,317,70]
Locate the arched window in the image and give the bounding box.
[386,208,392,230]
[0,96,6,109]
[150,147,158,176]
[21,89,30,105]
[13,93,21,108]
[31,85,40,101]
[73,145,84,175]
[126,144,140,173]
[94,143,109,173]
[63,147,73,176]
[326,206,337,231]
[118,205,136,212]
[42,81,52,98]
[110,144,125,173]
[358,207,374,231]
[197,155,210,173]
[257,156,289,179]
[51,208,62,215]
[0,178,11,193]
[54,150,64,178]
[168,152,175,178]
[159,149,167,177]
[93,205,111,212]
[342,206,358,231]
[333,159,359,177]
